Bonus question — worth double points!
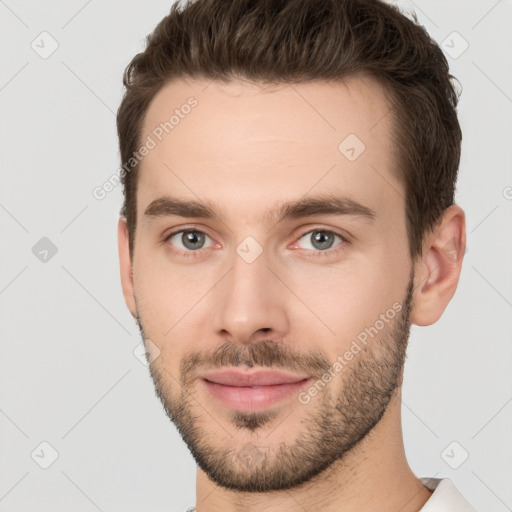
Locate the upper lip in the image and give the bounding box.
[201,368,310,387]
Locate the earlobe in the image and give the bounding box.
[117,217,137,318]
[410,205,466,326]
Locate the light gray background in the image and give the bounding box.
[0,1,511,511]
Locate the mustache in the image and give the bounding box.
[179,339,331,386]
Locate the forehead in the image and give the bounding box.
[137,76,402,223]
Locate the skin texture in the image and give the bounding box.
[118,76,466,512]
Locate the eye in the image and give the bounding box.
[165,229,216,256]
[293,229,345,256]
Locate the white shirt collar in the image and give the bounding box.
[419,478,477,511]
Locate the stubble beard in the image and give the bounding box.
[136,275,414,492]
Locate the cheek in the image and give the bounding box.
[286,253,408,350]
[133,255,217,351]
[133,258,179,338]
[297,270,376,346]
[133,271,183,375]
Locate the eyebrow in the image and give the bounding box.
[143,193,376,225]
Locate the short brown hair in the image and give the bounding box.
[117,0,462,261]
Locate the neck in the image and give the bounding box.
[193,388,432,512]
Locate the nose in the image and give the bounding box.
[212,243,290,345]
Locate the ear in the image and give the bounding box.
[410,204,466,326]
[118,217,137,318]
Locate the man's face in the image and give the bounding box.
[126,76,415,491]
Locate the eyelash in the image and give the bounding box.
[163,227,348,260]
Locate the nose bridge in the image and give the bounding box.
[212,241,289,342]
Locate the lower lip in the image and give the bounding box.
[201,378,311,411]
